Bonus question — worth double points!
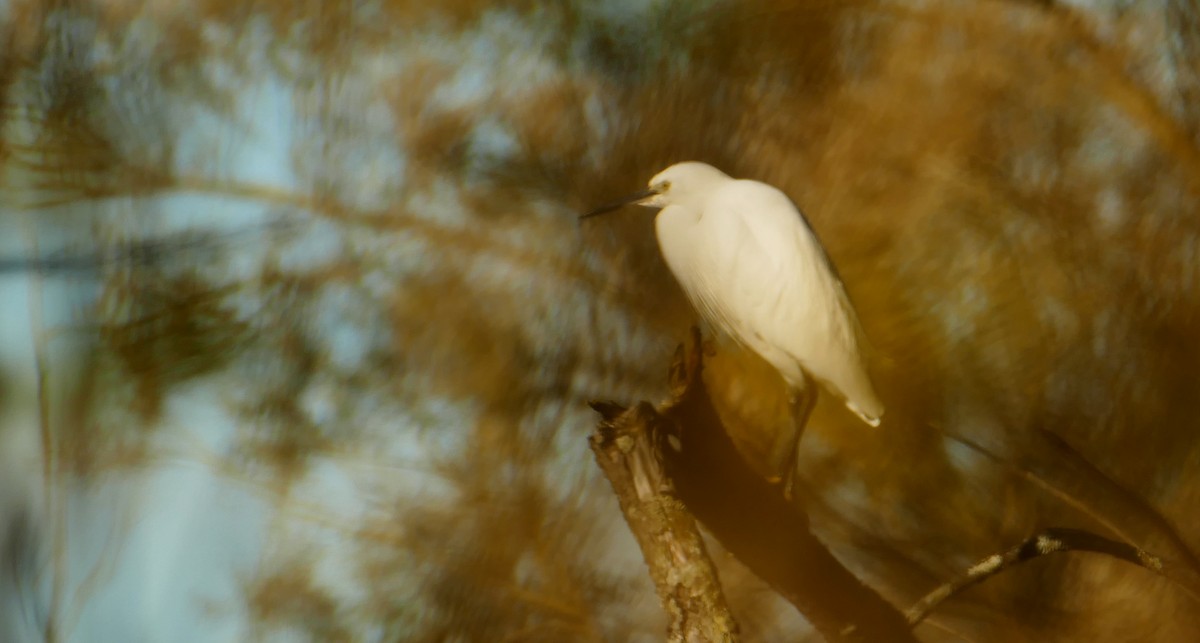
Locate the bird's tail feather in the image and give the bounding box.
[847,402,882,427]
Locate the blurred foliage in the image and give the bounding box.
[3,0,1200,641]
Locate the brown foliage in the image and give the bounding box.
[4,0,1200,641]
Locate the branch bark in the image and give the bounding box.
[589,401,740,643]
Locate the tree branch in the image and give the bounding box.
[590,328,917,643]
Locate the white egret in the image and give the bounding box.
[583,161,883,493]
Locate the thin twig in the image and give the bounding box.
[933,426,1200,603]
[21,213,63,643]
[906,527,1174,625]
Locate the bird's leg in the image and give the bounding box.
[781,378,817,502]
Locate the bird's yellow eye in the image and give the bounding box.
[659,180,671,192]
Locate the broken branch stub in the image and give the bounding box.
[588,401,740,643]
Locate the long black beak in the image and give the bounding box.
[580,188,657,220]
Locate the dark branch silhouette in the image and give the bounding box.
[0,220,295,275]
[590,328,917,643]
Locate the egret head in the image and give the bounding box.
[581,161,732,220]
[644,162,731,208]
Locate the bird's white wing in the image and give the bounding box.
[733,186,873,357]
[677,181,881,420]
[702,183,853,348]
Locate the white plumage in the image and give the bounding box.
[646,162,883,427]
[584,161,882,492]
